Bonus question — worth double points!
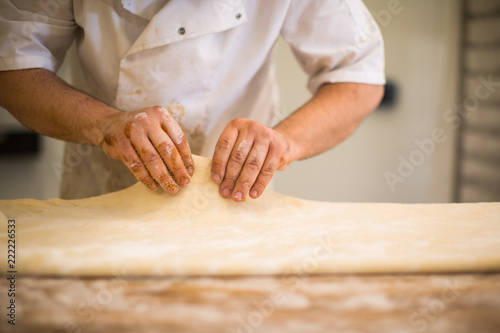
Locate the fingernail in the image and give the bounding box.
[212,173,221,182]
[148,182,159,191]
[234,191,243,201]
[222,187,231,197]
[251,190,258,198]
[187,165,194,176]
[165,181,178,193]
[180,176,190,187]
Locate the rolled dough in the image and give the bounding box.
[1,155,499,277]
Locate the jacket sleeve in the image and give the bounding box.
[280,0,386,94]
[0,0,77,72]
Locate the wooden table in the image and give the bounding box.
[1,272,499,332]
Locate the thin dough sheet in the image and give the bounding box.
[1,155,499,277]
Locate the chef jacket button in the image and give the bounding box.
[178,27,186,35]
[124,0,131,5]
[236,13,242,20]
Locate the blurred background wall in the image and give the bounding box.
[1,0,497,202]
[274,0,461,202]
[0,98,65,199]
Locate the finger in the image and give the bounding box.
[149,131,191,188]
[231,144,269,202]
[249,148,281,199]
[161,117,194,176]
[219,137,253,199]
[132,136,179,194]
[122,145,160,191]
[211,123,238,183]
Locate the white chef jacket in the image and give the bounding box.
[0,0,385,199]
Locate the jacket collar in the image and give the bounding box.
[122,0,248,57]
[121,0,169,21]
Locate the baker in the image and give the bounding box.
[0,1,385,201]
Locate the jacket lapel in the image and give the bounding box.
[123,0,248,58]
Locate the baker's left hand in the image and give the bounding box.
[211,118,293,202]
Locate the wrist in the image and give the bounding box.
[88,106,122,146]
[274,125,302,165]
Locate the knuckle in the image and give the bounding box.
[103,133,117,146]
[261,129,272,141]
[123,121,135,138]
[133,112,150,124]
[247,121,260,133]
[158,141,174,156]
[128,160,143,174]
[222,175,237,186]
[245,158,261,171]
[230,151,245,163]
[211,160,225,170]
[169,165,185,176]
[252,179,268,190]
[260,166,275,178]
[151,105,164,114]
[144,153,160,164]
[231,117,246,128]
[176,134,189,147]
[138,174,155,185]
[122,152,137,164]
[216,138,232,152]
[185,163,194,175]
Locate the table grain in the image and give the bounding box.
[1,273,499,333]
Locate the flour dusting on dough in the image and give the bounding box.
[0,155,499,277]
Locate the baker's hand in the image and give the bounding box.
[98,106,194,193]
[211,118,293,202]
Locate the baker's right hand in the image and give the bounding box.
[97,106,194,193]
